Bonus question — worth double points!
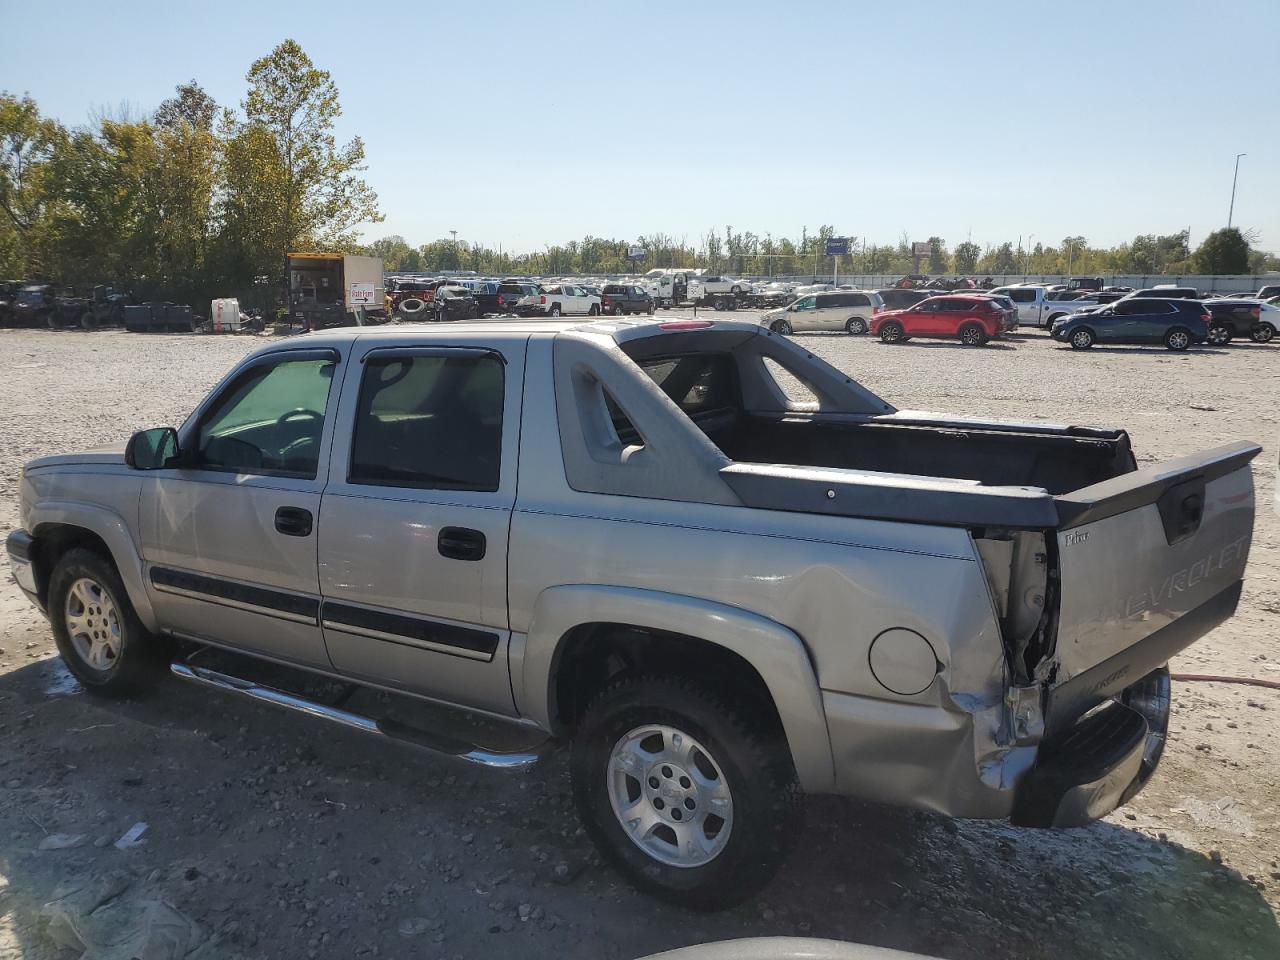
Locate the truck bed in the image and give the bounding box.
[707,412,1135,496]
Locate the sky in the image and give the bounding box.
[3,0,1278,256]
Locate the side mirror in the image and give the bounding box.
[125,427,180,470]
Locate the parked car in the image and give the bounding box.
[10,284,56,326]
[980,294,1019,332]
[875,288,934,312]
[9,318,1258,908]
[871,294,1008,345]
[989,285,1101,328]
[536,283,602,317]
[601,284,654,315]
[751,282,795,308]
[1256,284,1280,300]
[761,290,883,335]
[1051,298,1211,350]
[1126,286,1200,300]
[465,280,503,317]
[1066,276,1104,291]
[1203,299,1279,344]
[434,285,479,322]
[686,275,750,308]
[496,281,542,316]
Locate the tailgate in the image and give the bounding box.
[1046,441,1259,727]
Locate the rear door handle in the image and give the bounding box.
[274,506,313,537]
[438,526,486,561]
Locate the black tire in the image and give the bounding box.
[1207,324,1232,346]
[844,316,867,335]
[79,311,97,331]
[570,675,801,910]
[879,320,904,343]
[48,547,170,698]
[713,297,728,311]
[1250,323,1275,344]
[1164,327,1192,351]
[549,304,562,317]
[958,323,989,346]
[1069,327,1095,349]
[770,318,792,335]
[399,297,426,315]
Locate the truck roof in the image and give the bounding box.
[271,318,762,349]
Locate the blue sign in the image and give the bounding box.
[824,237,850,256]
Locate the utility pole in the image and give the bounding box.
[1228,154,1245,228]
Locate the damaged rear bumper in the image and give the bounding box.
[1011,667,1170,827]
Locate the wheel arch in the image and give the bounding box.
[517,584,835,792]
[27,501,157,630]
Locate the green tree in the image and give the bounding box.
[927,236,948,274]
[953,240,980,273]
[221,39,381,283]
[1193,228,1249,274]
[0,93,65,275]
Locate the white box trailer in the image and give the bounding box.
[287,253,387,328]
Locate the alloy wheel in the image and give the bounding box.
[64,577,121,671]
[607,724,733,868]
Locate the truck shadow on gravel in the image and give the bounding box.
[0,656,1276,960]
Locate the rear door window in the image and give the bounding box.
[1008,289,1037,303]
[349,353,504,492]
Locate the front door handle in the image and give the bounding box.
[438,526,486,562]
[274,506,313,537]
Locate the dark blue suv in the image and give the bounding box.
[1051,297,1211,351]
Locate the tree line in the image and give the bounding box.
[2,39,1275,312]
[370,226,1275,281]
[0,39,379,308]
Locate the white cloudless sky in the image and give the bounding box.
[4,0,1277,255]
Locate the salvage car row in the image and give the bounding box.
[758,287,1280,351]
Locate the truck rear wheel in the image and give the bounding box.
[570,674,801,910]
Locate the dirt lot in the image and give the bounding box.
[0,322,1277,960]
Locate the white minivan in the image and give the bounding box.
[761,290,884,335]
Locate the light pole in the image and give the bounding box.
[1228,154,1246,228]
[1025,234,1035,275]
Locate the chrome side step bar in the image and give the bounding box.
[170,662,548,770]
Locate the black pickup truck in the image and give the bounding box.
[600,283,654,316]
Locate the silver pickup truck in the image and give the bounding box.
[6,319,1259,908]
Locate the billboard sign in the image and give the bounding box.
[824,237,850,257]
[627,246,647,261]
[912,241,933,256]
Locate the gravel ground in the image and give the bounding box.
[0,322,1277,960]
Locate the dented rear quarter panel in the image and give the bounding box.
[511,337,1014,805]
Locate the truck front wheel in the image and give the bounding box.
[48,548,170,697]
[570,674,801,910]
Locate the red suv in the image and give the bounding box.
[870,294,1006,346]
